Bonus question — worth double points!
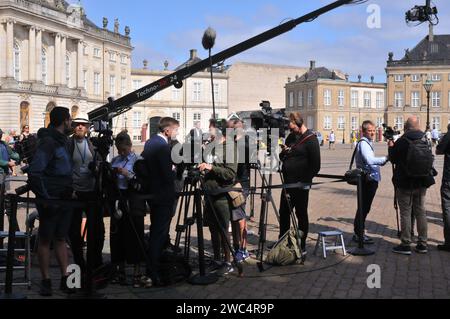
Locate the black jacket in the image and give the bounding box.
[437,131,450,181]
[389,130,435,189]
[28,128,73,199]
[281,130,321,184]
[142,135,175,206]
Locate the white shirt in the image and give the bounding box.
[157,133,169,144]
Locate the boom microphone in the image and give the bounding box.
[202,27,217,50]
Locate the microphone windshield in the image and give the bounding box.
[202,27,217,50]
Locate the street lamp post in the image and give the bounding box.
[423,79,433,131]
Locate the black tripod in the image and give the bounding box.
[174,176,200,261]
[256,143,303,272]
[174,171,243,284]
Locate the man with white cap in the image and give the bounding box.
[68,112,105,291]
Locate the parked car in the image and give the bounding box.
[313,131,324,146]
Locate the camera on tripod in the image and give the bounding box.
[250,101,289,138]
[382,124,400,141]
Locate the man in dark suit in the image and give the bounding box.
[142,117,179,285]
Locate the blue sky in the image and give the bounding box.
[76,0,450,82]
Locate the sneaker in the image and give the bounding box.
[216,263,234,277]
[242,249,251,261]
[60,276,77,294]
[415,243,428,254]
[437,244,450,252]
[40,279,52,297]
[235,250,244,263]
[392,245,412,255]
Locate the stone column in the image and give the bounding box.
[28,26,36,81]
[61,35,67,86]
[35,28,42,82]
[6,19,14,78]
[54,33,61,84]
[77,40,84,89]
[0,22,6,78]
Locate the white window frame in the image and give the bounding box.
[411,91,420,108]
[13,42,20,81]
[395,116,404,130]
[93,48,101,58]
[351,91,358,108]
[42,49,47,85]
[351,116,358,130]
[432,117,441,131]
[431,74,441,82]
[324,116,332,130]
[172,113,181,121]
[411,74,420,82]
[193,82,202,102]
[109,75,116,96]
[83,70,87,91]
[432,91,441,107]
[65,54,71,87]
[109,52,116,62]
[376,92,384,109]
[324,89,331,106]
[289,92,294,108]
[193,113,201,123]
[120,55,126,64]
[133,112,142,129]
[338,90,345,107]
[307,89,313,107]
[94,72,100,96]
[394,74,404,82]
[298,91,304,108]
[394,92,404,108]
[364,91,371,108]
[172,87,180,101]
[338,116,345,130]
[376,117,384,128]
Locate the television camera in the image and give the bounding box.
[250,101,290,138]
[406,0,439,26]
[382,124,401,141]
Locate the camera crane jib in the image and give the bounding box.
[88,0,366,125]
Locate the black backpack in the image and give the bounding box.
[404,135,434,178]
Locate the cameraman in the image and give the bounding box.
[279,113,321,253]
[68,113,105,283]
[389,116,435,255]
[199,119,237,275]
[28,107,74,296]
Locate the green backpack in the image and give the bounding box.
[266,229,303,266]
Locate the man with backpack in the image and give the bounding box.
[389,116,435,255]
